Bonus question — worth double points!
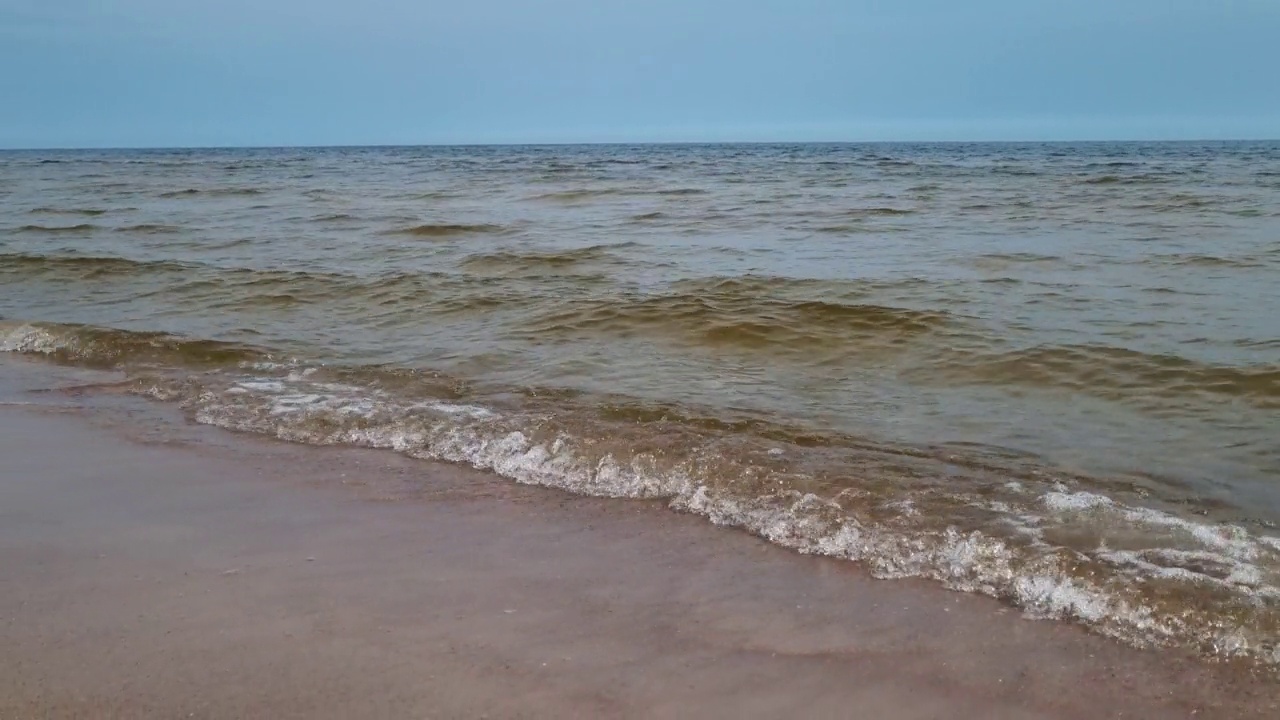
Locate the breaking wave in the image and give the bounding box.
[4,320,1279,669]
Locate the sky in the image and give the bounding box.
[2,0,1279,148]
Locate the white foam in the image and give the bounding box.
[236,380,288,393]
[1120,506,1258,560]
[1041,488,1273,566]
[416,401,497,420]
[239,360,295,372]
[1042,490,1114,512]
[1012,573,1119,625]
[884,499,920,517]
[1099,548,1267,590]
[0,325,61,354]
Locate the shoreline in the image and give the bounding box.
[1,360,1278,717]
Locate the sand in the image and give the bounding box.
[0,359,1277,719]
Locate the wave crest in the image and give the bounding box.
[385,223,505,237]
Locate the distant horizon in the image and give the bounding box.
[5,136,1280,154]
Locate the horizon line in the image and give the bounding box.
[3,137,1279,153]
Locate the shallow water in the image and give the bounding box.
[3,142,1279,665]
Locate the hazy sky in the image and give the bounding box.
[3,0,1278,147]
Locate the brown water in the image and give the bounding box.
[3,142,1279,666]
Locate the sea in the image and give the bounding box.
[2,142,1279,667]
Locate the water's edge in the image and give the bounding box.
[5,319,1278,671]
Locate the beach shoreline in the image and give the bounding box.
[1,360,1277,718]
[5,141,1280,676]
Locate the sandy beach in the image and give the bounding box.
[5,0,1279,715]
[0,359,1274,719]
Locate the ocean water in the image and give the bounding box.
[2,142,1279,666]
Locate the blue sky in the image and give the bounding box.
[2,0,1278,147]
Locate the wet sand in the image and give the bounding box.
[1,366,1277,718]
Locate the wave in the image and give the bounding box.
[652,188,709,196]
[0,254,585,317]
[0,321,267,368]
[0,255,398,312]
[5,320,1277,669]
[461,245,627,272]
[115,224,184,234]
[1158,254,1268,269]
[15,223,100,233]
[666,274,933,299]
[1086,161,1143,169]
[150,269,354,310]
[968,252,1062,266]
[807,224,882,234]
[919,344,1280,408]
[396,190,464,201]
[1227,208,1266,218]
[529,189,623,202]
[516,285,953,356]
[848,207,915,218]
[384,223,505,238]
[992,165,1040,177]
[1122,195,1213,213]
[528,186,711,200]
[159,188,265,198]
[0,252,192,279]
[28,207,108,217]
[1082,175,1161,185]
